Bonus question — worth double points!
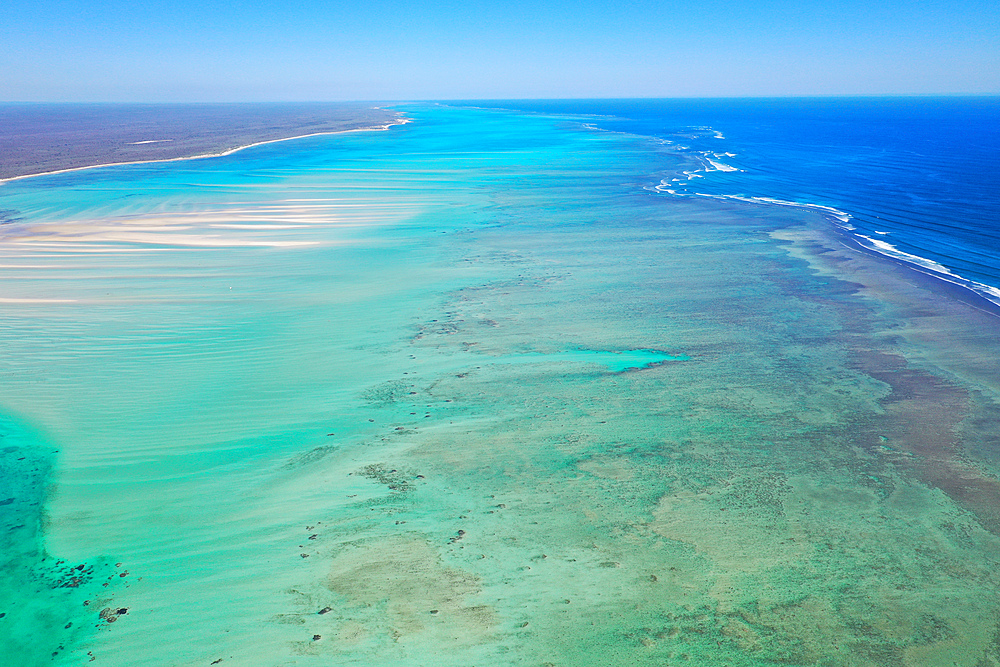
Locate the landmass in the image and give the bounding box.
[0,103,401,180]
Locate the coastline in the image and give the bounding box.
[0,117,410,185]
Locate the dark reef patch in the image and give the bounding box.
[0,414,125,665]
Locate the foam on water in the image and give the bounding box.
[647,170,1000,308]
[483,98,1000,312]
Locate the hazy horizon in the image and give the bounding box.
[3,0,997,102]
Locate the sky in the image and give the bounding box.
[2,0,998,101]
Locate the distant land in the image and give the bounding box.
[0,103,399,180]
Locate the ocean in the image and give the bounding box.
[1,99,999,666]
[464,97,1000,307]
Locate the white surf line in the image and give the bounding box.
[128,139,174,145]
[704,156,741,172]
[648,175,1000,311]
[0,297,78,303]
[852,233,1000,308]
[0,116,411,185]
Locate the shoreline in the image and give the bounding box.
[0,116,410,185]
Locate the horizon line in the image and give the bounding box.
[2,93,1000,105]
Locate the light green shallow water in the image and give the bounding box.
[1,105,1000,666]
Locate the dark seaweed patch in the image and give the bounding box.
[356,463,419,492]
[360,380,413,404]
[283,445,336,469]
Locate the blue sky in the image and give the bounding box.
[2,0,997,101]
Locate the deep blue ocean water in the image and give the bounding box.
[461,97,1000,306]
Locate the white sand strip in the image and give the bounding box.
[0,117,411,185]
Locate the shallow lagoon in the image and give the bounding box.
[2,105,1000,666]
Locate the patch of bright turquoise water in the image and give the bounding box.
[1,103,1000,666]
[499,348,688,373]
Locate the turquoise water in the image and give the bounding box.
[475,349,688,373]
[2,104,1000,666]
